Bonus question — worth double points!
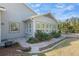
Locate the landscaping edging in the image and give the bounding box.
[28,36,66,54]
[40,38,66,53]
[39,37,65,51]
[23,35,79,55]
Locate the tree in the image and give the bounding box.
[58,17,79,33]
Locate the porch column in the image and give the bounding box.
[32,20,36,37]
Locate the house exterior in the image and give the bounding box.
[23,13,58,38]
[0,3,58,47]
[0,3,36,46]
[0,7,6,43]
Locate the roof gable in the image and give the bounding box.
[23,13,58,23]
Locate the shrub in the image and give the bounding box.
[35,30,43,41]
[50,31,56,36]
[27,30,61,44]
[13,42,20,47]
[27,37,39,44]
[50,31,61,38]
[54,32,61,38]
[47,34,53,40]
[40,32,49,41]
[5,41,13,48]
[35,30,50,41]
[21,47,31,52]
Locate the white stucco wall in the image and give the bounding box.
[0,3,36,40]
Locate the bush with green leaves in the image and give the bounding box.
[27,30,61,44]
[27,37,39,44]
[58,17,79,33]
[35,30,50,41]
[50,31,61,38]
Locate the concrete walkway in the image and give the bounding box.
[12,33,79,53]
[29,36,65,53]
[14,38,30,48]
[62,33,79,38]
[13,36,65,53]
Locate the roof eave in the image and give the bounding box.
[24,4,37,15]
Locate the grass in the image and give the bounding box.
[44,38,79,56]
[52,39,70,49]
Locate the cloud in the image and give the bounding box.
[65,5,74,10]
[35,4,41,7]
[57,12,79,20]
[55,4,74,10]
[27,3,77,20]
[31,4,41,8]
[55,4,65,9]
[53,4,75,18]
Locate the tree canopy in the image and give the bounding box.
[58,17,79,33]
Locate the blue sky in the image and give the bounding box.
[27,3,79,21]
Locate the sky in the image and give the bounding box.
[27,3,79,21]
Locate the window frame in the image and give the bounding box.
[9,22,20,33]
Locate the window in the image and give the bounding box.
[27,23,31,32]
[29,24,31,28]
[42,24,44,28]
[9,22,19,32]
[50,24,51,28]
[46,24,49,28]
[36,23,40,29]
[29,24,31,32]
[29,29,31,32]
[40,24,42,29]
[26,24,28,32]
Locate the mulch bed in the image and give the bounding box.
[0,43,23,56]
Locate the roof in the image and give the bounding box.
[24,4,37,15]
[23,12,58,23]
